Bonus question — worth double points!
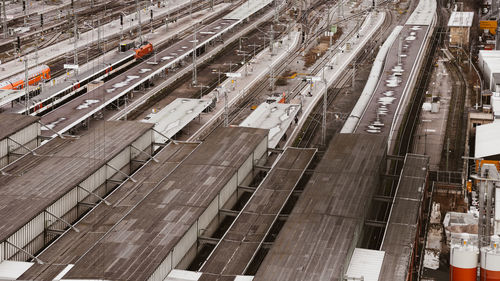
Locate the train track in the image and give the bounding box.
[295,7,394,148]
[48,0,228,79]
[0,0,145,60]
[440,53,466,171]
[1,0,217,69]
[201,1,393,144]
[227,2,375,126]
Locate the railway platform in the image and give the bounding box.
[0,0,192,82]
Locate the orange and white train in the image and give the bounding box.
[0,64,51,90]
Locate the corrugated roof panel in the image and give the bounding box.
[447,12,474,27]
[345,248,385,281]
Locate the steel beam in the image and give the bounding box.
[77,185,111,206]
[45,210,79,233]
[4,240,44,264]
[130,144,159,162]
[106,163,136,183]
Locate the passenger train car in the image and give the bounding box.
[0,65,50,90]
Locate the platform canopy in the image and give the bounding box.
[142,98,212,141]
[0,89,24,108]
[239,102,300,148]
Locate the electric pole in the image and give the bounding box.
[338,0,344,19]
[73,8,78,75]
[322,69,327,146]
[194,83,208,99]
[2,0,6,38]
[136,0,142,45]
[352,62,356,89]
[192,25,198,85]
[224,89,228,127]
[397,35,402,65]
[24,57,29,115]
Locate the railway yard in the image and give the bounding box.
[0,0,499,280]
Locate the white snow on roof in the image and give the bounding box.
[447,12,474,27]
[224,0,273,20]
[475,121,500,158]
[164,269,202,281]
[0,89,25,107]
[405,0,436,26]
[345,248,385,281]
[0,261,34,280]
[142,98,211,142]
[239,102,300,149]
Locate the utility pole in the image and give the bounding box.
[224,61,237,73]
[338,0,344,19]
[446,137,450,171]
[274,0,279,22]
[327,5,332,47]
[223,89,228,127]
[165,0,169,31]
[194,83,208,99]
[35,37,38,70]
[24,57,29,115]
[2,0,6,38]
[248,43,260,58]
[397,35,402,65]
[352,62,356,89]
[97,18,102,51]
[120,13,124,43]
[322,69,327,146]
[239,37,248,51]
[73,8,78,75]
[150,9,153,34]
[136,0,142,45]
[270,64,275,91]
[190,0,193,19]
[270,24,275,55]
[192,25,198,85]
[22,1,26,26]
[237,50,249,76]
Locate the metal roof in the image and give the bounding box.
[0,89,25,108]
[475,121,500,158]
[447,12,474,27]
[20,127,268,281]
[345,248,385,281]
[254,134,387,281]
[0,121,153,243]
[200,148,316,278]
[142,98,212,140]
[39,19,238,138]
[239,102,300,148]
[379,154,428,280]
[0,113,39,140]
[405,0,436,26]
[224,0,273,20]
